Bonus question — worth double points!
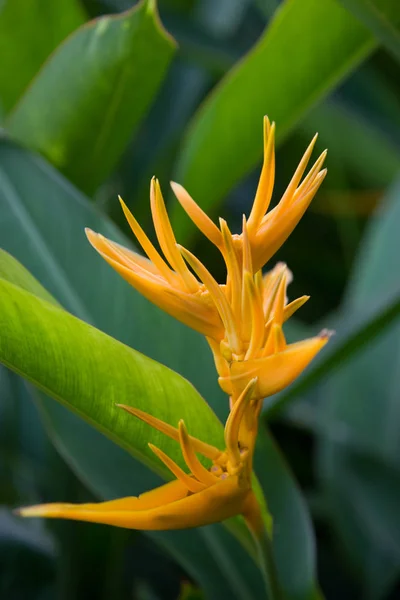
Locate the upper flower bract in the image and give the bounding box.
[86,117,329,400]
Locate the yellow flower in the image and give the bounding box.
[17,380,265,534]
[86,117,329,401]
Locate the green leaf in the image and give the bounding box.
[264,288,400,417]
[0,140,225,422]
[0,0,85,116]
[170,0,377,241]
[0,272,225,481]
[0,509,56,598]
[317,178,400,598]
[337,0,400,63]
[6,0,176,195]
[300,100,400,189]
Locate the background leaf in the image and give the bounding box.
[317,178,400,599]
[170,0,378,240]
[337,0,400,63]
[0,0,85,117]
[6,0,176,195]
[254,429,318,600]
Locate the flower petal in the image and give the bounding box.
[87,232,222,338]
[251,169,327,271]
[219,332,331,399]
[117,404,221,461]
[248,117,275,232]
[170,181,223,249]
[18,477,247,530]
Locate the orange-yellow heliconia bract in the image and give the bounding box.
[17,117,330,536]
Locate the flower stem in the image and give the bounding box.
[251,526,285,600]
[244,492,285,600]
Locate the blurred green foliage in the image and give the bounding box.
[0,0,400,598]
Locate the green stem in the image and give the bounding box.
[244,493,285,600]
[252,526,285,600]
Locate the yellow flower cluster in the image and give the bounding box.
[19,118,329,536]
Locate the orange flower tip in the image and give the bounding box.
[85,228,99,244]
[14,505,46,518]
[176,243,187,258]
[170,181,181,193]
[118,195,127,208]
[319,328,335,340]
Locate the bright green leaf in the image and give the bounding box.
[6,0,176,195]
[171,0,378,241]
[0,273,225,480]
[0,0,85,116]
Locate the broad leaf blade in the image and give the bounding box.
[171,0,376,240]
[0,0,85,116]
[0,275,225,476]
[6,0,176,194]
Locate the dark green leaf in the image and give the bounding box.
[317,177,400,598]
[254,429,319,600]
[337,0,400,63]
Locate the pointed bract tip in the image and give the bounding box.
[85,228,98,243]
[170,180,180,192]
[319,328,335,340]
[118,194,127,208]
[14,505,44,518]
